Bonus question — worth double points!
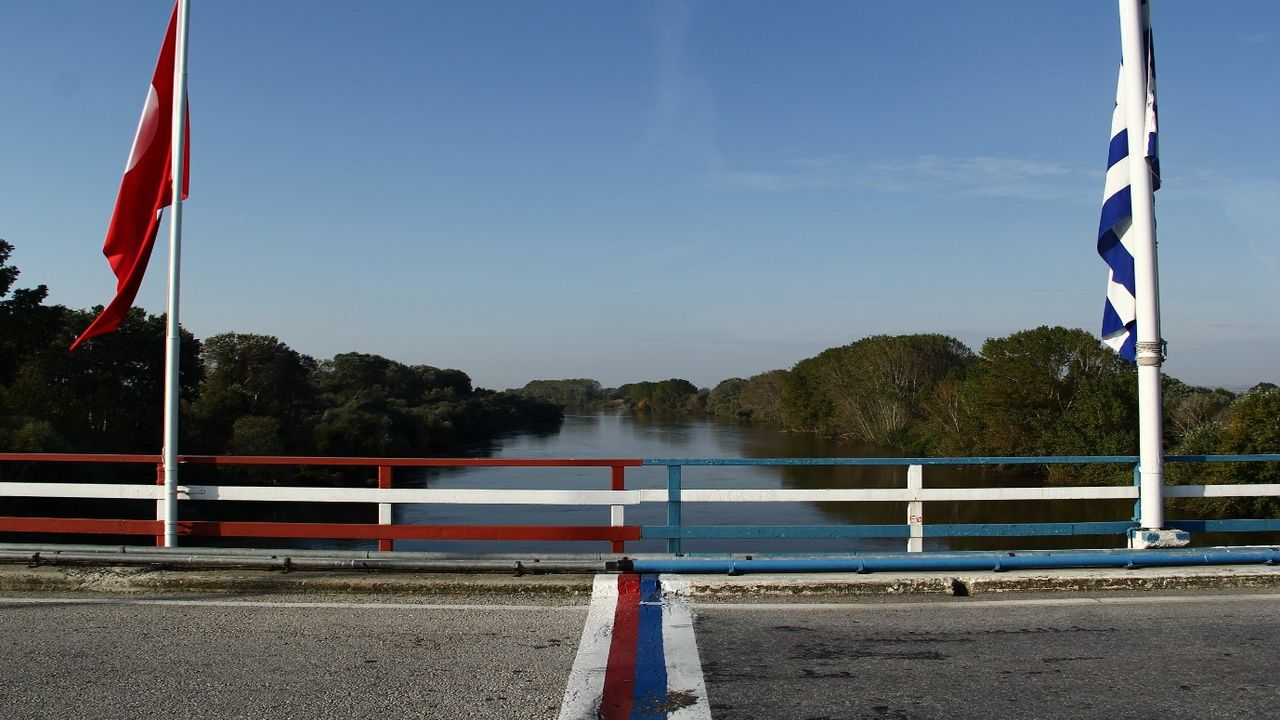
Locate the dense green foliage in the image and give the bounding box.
[1168,385,1280,517]
[514,379,607,410]
[738,370,787,423]
[0,240,560,462]
[615,379,703,413]
[780,334,972,448]
[697,328,1274,493]
[706,378,746,418]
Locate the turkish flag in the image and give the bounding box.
[71,1,189,351]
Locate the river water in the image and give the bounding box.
[394,412,1139,554]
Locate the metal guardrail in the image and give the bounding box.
[0,453,1277,553]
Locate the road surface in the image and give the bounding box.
[1,582,1278,719]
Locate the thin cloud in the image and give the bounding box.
[1222,178,1280,290]
[644,1,721,166]
[713,154,1091,200]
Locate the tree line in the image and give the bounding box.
[0,239,561,464]
[517,329,1277,505]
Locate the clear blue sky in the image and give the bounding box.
[2,1,1277,391]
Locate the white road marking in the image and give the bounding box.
[558,575,618,720]
[0,596,585,612]
[661,578,712,720]
[688,592,1280,612]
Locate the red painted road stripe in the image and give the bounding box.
[600,574,641,719]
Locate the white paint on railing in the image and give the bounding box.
[907,464,924,553]
[1164,484,1280,498]
[179,487,643,505]
[2,481,1278,508]
[913,486,1141,501]
[0,482,163,500]
[668,486,1141,502]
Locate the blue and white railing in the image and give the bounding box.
[642,455,1280,553]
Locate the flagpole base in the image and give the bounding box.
[1128,528,1190,549]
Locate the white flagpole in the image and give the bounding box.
[1118,0,1176,544]
[163,0,191,548]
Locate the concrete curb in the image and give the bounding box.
[666,565,1280,599]
[3,562,1279,599]
[0,565,597,598]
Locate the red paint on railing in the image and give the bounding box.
[0,453,160,463]
[377,465,394,552]
[0,453,648,550]
[185,522,641,542]
[0,517,160,535]
[178,456,644,468]
[154,463,165,547]
[0,453,644,468]
[611,465,627,553]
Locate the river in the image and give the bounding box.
[393,412,1140,554]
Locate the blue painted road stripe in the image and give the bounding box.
[632,574,669,719]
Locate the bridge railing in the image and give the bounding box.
[0,453,1277,553]
[642,456,1280,553]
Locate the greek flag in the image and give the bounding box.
[1098,0,1159,361]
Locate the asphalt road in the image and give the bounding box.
[694,592,1280,720]
[0,593,585,720]
[2,587,1279,719]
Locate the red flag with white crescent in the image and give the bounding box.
[71,1,189,351]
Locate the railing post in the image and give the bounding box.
[667,465,682,555]
[907,464,924,553]
[377,465,393,552]
[610,464,626,553]
[1132,463,1142,522]
[154,463,166,547]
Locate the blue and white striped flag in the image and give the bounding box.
[1098,0,1159,361]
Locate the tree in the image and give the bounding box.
[1170,386,1280,517]
[1163,379,1234,447]
[516,379,604,409]
[940,326,1134,460]
[739,369,787,423]
[310,353,559,456]
[616,379,699,413]
[4,307,202,453]
[0,239,59,387]
[707,378,746,418]
[781,334,973,445]
[0,240,16,298]
[187,333,318,454]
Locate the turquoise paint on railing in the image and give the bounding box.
[642,456,1141,467]
[1168,519,1280,533]
[642,525,910,540]
[639,454,1280,551]
[923,521,1138,537]
[643,454,1280,466]
[641,522,1140,541]
[666,465,682,554]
